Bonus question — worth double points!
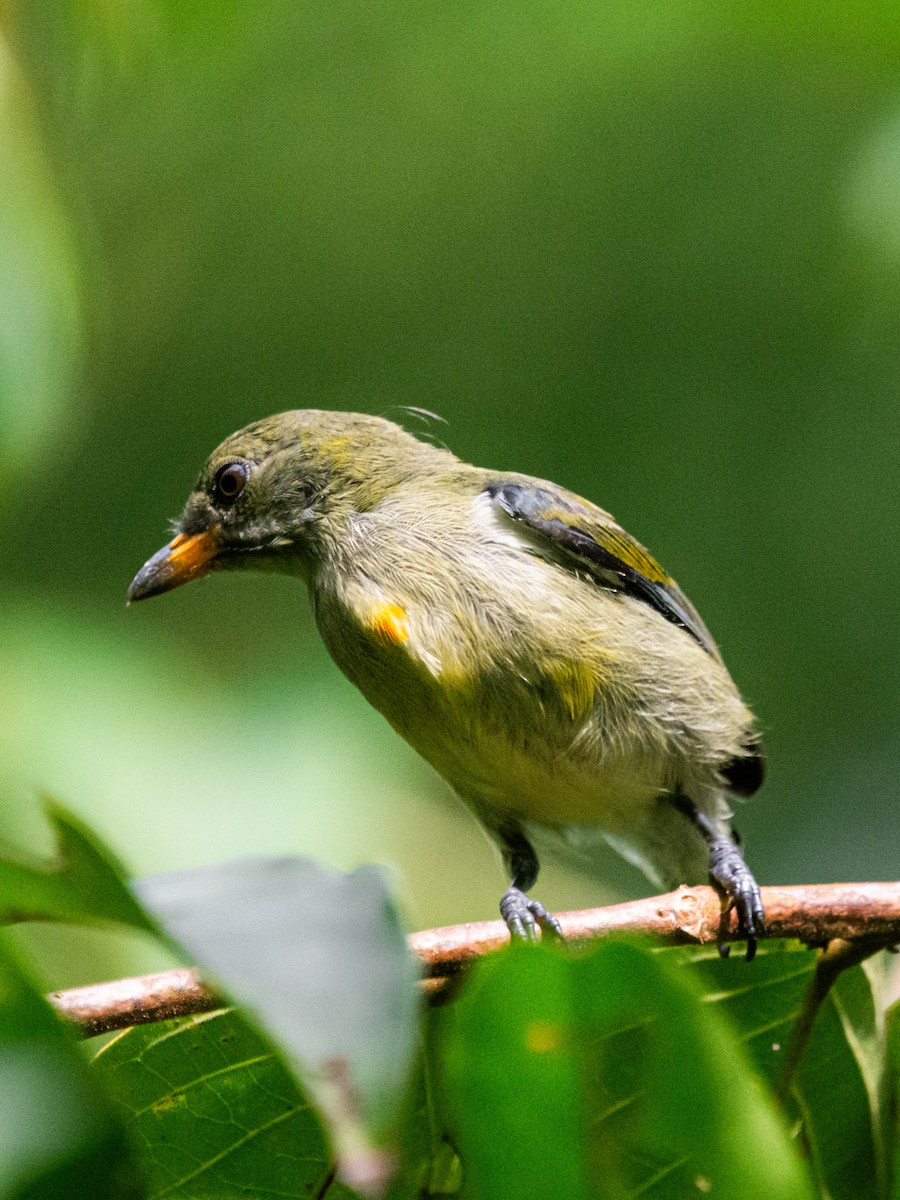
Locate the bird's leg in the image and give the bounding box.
[671,793,765,961]
[497,824,563,943]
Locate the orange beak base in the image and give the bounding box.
[127,528,221,603]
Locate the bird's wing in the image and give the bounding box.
[485,479,720,659]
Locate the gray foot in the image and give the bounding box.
[500,886,564,943]
[708,834,765,961]
[671,795,765,961]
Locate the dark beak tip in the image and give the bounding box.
[126,569,157,605]
[125,528,220,605]
[126,543,176,605]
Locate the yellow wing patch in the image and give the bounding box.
[593,526,671,585]
[369,602,411,646]
[522,497,673,586]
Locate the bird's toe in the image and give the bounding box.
[500,886,561,943]
[708,839,765,962]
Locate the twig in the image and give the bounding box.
[50,968,212,1038]
[48,882,900,1038]
[773,936,887,1106]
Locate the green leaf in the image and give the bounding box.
[0,928,143,1199]
[0,801,157,933]
[440,944,592,1200]
[136,857,420,1195]
[94,1007,354,1200]
[403,1022,464,1198]
[692,943,890,1199]
[94,1009,452,1200]
[577,941,814,1200]
[792,962,889,1200]
[438,939,815,1200]
[887,998,900,1200]
[687,941,816,1088]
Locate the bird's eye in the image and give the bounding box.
[212,461,250,506]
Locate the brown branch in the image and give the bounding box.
[48,883,900,1038]
[50,968,212,1038]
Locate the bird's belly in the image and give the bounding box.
[423,723,668,832]
[338,645,672,831]
[313,575,707,835]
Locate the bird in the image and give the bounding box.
[128,409,765,956]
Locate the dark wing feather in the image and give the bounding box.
[486,480,720,658]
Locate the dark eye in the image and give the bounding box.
[212,461,250,505]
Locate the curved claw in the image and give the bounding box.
[500,886,563,943]
[671,796,764,962]
[709,838,765,962]
[527,899,564,941]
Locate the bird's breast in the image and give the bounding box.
[311,571,487,722]
[308,565,674,826]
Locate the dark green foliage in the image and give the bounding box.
[0,801,156,933]
[793,965,890,1199]
[95,1009,352,1200]
[0,930,143,1199]
[438,941,814,1200]
[1,807,897,1200]
[88,934,897,1200]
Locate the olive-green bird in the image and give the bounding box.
[128,410,765,954]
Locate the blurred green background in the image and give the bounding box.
[1,1,899,989]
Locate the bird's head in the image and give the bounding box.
[127,409,453,602]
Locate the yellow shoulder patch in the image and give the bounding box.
[547,659,600,721]
[369,602,410,646]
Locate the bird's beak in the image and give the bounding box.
[127,526,222,603]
